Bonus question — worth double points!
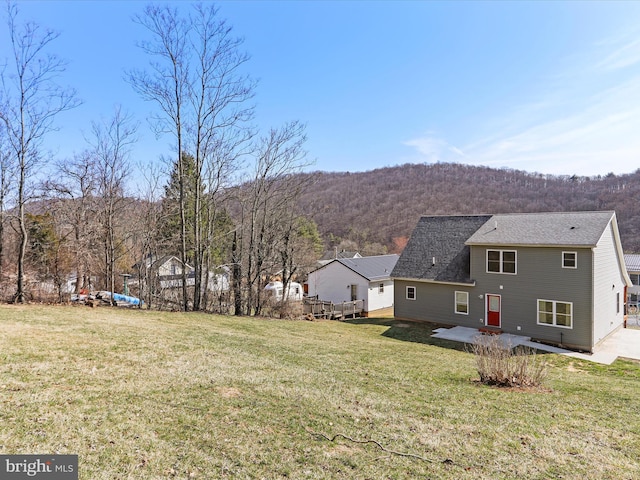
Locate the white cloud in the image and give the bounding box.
[405,31,640,177]
[466,74,640,175]
[594,33,640,71]
[403,133,465,163]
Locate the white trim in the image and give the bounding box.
[406,285,416,300]
[562,251,577,269]
[603,213,632,287]
[454,291,469,315]
[537,299,573,329]
[486,249,517,275]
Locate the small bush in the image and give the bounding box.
[276,299,304,319]
[472,334,548,388]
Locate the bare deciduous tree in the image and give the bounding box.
[89,107,137,303]
[130,3,254,311]
[129,4,190,310]
[0,2,79,303]
[238,121,312,315]
[44,151,100,294]
[0,124,14,288]
[131,161,165,309]
[188,3,254,311]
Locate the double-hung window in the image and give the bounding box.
[537,299,572,328]
[487,250,517,274]
[406,286,416,300]
[455,291,468,315]
[562,251,577,269]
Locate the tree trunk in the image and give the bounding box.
[232,231,242,316]
[15,163,27,303]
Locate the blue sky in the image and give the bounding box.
[3,1,640,178]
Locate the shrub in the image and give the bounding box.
[472,334,548,388]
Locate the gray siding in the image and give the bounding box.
[394,280,479,327]
[470,245,594,350]
[593,222,626,345]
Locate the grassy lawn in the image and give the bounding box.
[1,305,639,479]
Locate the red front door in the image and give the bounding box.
[486,294,501,327]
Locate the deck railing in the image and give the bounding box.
[303,297,364,319]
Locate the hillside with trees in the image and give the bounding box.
[296,163,640,254]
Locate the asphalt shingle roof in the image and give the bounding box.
[333,254,399,281]
[625,254,640,272]
[391,215,492,283]
[466,211,615,247]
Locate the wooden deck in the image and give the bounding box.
[303,298,364,320]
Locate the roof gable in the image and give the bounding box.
[466,211,615,247]
[392,215,491,283]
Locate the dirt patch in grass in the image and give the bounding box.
[566,362,586,373]
[217,386,242,398]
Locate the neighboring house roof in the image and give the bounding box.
[391,215,492,283]
[131,255,195,280]
[319,250,361,262]
[152,255,193,271]
[625,254,640,272]
[325,254,399,282]
[466,211,616,247]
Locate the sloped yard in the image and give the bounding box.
[0,305,639,479]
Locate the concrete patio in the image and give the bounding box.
[431,324,640,365]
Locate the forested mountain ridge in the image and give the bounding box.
[294,163,640,253]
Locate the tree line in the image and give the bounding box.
[296,163,640,255]
[0,3,321,314]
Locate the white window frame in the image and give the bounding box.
[406,286,416,301]
[537,299,573,329]
[378,283,384,294]
[562,251,577,269]
[486,249,517,274]
[454,291,469,315]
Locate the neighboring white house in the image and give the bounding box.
[306,254,399,314]
[132,254,230,293]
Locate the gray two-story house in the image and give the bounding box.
[392,211,631,352]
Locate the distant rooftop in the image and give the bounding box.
[625,254,640,272]
[319,250,361,261]
[332,254,399,281]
